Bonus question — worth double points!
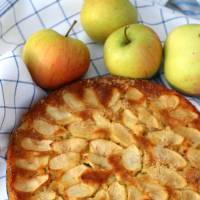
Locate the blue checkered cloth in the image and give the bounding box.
[167,0,200,18]
[0,0,17,17]
[0,1,200,199]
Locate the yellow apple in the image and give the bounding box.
[80,0,137,43]
[164,24,200,96]
[104,24,162,78]
[22,21,90,89]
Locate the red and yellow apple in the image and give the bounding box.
[104,24,162,78]
[22,21,90,89]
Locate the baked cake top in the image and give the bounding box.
[7,76,200,200]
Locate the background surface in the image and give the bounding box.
[0,1,200,199]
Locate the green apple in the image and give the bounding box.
[104,24,162,78]
[23,21,90,89]
[164,24,200,96]
[80,0,137,43]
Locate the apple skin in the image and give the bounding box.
[80,0,137,43]
[23,29,90,89]
[164,24,200,96]
[104,24,162,78]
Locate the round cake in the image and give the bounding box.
[7,76,200,200]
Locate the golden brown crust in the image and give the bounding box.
[7,76,200,200]
[7,136,16,200]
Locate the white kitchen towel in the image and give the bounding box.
[0,0,200,199]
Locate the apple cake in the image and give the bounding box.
[7,76,200,200]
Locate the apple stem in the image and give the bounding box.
[65,20,77,37]
[124,25,131,44]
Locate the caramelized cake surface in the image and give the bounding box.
[7,77,200,200]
